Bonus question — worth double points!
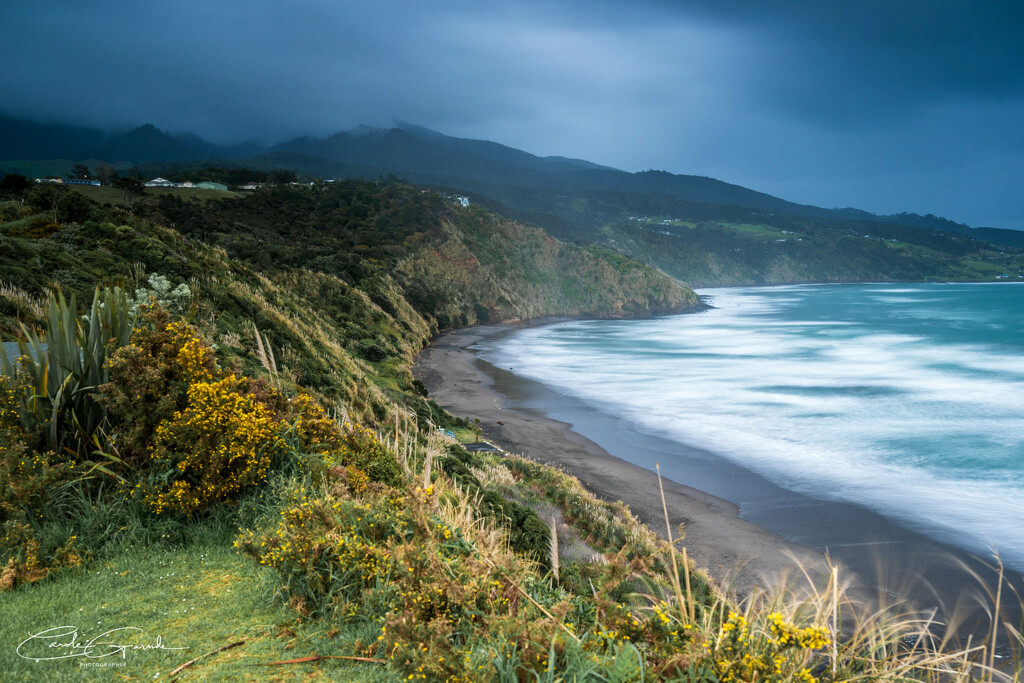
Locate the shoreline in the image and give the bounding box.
[413,322,1022,635]
[414,324,837,598]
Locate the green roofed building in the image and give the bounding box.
[196,181,228,190]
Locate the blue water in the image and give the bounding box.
[476,283,1024,568]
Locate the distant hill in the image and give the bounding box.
[0,113,259,164]
[3,114,1023,249]
[0,114,104,161]
[262,125,1024,247]
[270,125,613,185]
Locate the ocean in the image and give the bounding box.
[475,282,1024,570]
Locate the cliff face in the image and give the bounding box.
[395,211,700,328]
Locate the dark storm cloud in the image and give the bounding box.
[2,0,1023,226]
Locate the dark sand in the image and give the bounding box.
[414,324,1022,639]
[415,325,836,597]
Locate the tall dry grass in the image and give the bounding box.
[653,465,1023,682]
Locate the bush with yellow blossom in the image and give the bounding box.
[101,308,288,513]
[284,393,402,487]
[142,374,285,514]
[0,377,81,590]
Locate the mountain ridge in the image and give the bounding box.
[2,113,1022,245]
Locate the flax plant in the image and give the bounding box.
[0,287,133,457]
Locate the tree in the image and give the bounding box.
[93,162,115,185]
[27,183,65,222]
[26,184,93,223]
[113,176,147,210]
[0,174,30,197]
[71,163,90,179]
[58,190,93,223]
[270,169,297,185]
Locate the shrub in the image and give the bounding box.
[0,384,79,590]
[128,273,193,316]
[439,453,481,489]
[100,309,292,513]
[357,338,387,362]
[140,374,284,514]
[100,308,218,466]
[6,217,60,239]
[287,395,403,487]
[479,489,550,566]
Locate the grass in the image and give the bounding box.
[718,222,790,238]
[451,426,479,442]
[0,538,401,682]
[959,258,1017,275]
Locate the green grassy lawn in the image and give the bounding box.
[67,185,241,206]
[717,222,789,238]
[450,426,480,442]
[958,258,1006,273]
[0,542,399,682]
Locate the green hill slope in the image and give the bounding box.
[453,186,1024,286]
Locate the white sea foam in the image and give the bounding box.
[479,284,1024,567]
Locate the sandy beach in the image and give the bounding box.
[414,323,1024,639]
[414,324,836,597]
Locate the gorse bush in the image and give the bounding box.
[99,308,404,515]
[141,374,284,514]
[99,307,218,467]
[280,392,404,488]
[0,414,79,590]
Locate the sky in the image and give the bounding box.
[3,0,1024,228]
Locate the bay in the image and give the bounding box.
[475,282,1024,569]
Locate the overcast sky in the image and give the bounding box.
[3,1,1024,227]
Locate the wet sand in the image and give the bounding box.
[414,324,1022,638]
[415,325,837,597]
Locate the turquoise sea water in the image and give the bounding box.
[477,283,1024,568]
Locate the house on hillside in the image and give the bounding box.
[196,181,228,191]
[240,181,263,190]
[63,178,101,186]
[144,177,176,188]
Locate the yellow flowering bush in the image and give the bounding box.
[100,307,220,467]
[235,488,415,614]
[141,374,285,514]
[702,610,830,683]
[101,308,294,513]
[0,376,79,590]
[286,393,403,487]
